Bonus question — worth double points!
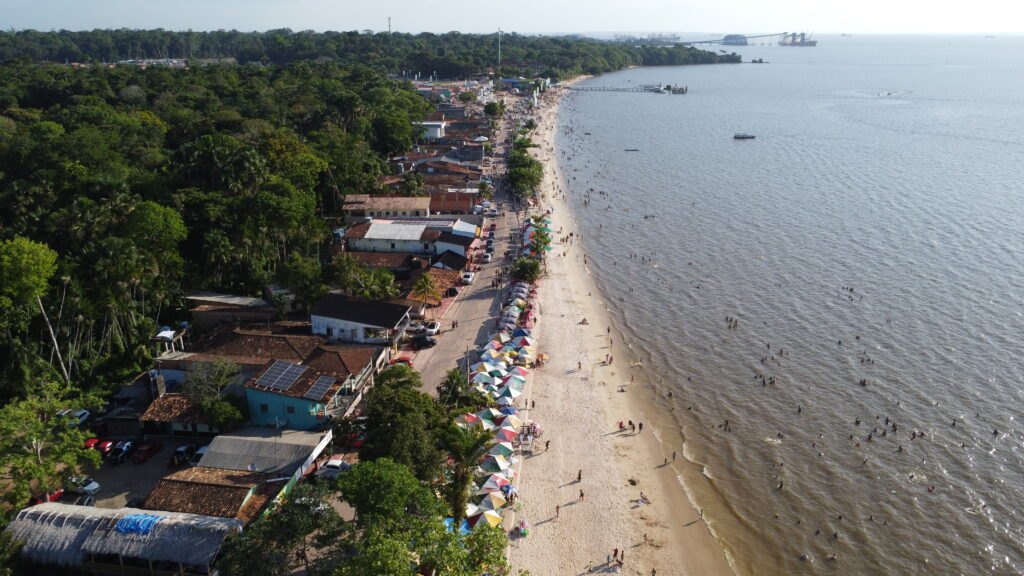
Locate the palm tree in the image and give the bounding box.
[440,425,494,524]
[409,272,440,307]
[436,368,488,412]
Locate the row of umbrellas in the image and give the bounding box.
[443,280,544,534]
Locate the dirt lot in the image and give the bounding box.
[83,440,204,508]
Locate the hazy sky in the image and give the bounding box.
[7,0,1022,35]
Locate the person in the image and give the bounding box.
[580,489,585,501]
[577,469,582,482]
[545,440,550,451]
[556,504,560,517]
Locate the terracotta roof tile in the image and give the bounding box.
[143,467,280,525]
[139,395,210,424]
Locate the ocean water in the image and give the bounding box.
[555,35,1024,576]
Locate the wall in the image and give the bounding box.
[246,388,323,430]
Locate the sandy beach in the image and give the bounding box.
[507,82,734,576]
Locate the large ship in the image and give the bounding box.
[779,32,817,46]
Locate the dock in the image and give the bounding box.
[568,84,688,94]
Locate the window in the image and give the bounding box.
[286,406,295,414]
[391,243,396,249]
[260,404,269,414]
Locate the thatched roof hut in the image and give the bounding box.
[6,502,241,571]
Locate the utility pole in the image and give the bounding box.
[388,17,392,34]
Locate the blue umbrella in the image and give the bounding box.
[512,328,532,337]
[499,406,519,415]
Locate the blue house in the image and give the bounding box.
[245,346,384,430]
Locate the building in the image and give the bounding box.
[343,221,441,255]
[139,394,223,438]
[185,291,275,330]
[143,467,283,526]
[435,231,476,258]
[245,351,382,429]
[416,120,446,139]
[5,502,241,576]
[342,195,431,223]
[432,250,469,272]
[310,293,410,345]
[427,189,479,213]
[197,427,331,484]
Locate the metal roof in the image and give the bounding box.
[364,222,427,241]
[198,428,325,474]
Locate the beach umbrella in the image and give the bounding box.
[540,218,552,224]
[454,413,481,427]
[480,349,505,361]
[497,386,522,399]
[494,427,518,443]
[487,441,516,457]
[479,454,511,473]
[467,510,503,529]
[488,368,509,378]
[471,362,500,373]
[476,474,510,494]
[487,332,512,343]
[476,408,504,421]
[499,415,525,429]
[476,491,508,511]
[443,517,472,535]
[517,346,537,356]
[508,366,530,377]
[471,372,497,385]
[496,395,517,406]
[510,336,535,348]
[499,406,519,416]
[481,341,505,352]
[511,328,532,338]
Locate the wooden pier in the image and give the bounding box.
[568,84,688,94]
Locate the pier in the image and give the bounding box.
[568,84,688,94]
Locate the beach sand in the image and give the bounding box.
[507,82,734,576]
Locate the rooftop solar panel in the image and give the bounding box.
[304,376,336,402]
[255,360,306,392]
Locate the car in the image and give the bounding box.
[485,245,495,253]
[66,476,100,495]
[489,208,499,216]
[106,441,135,464]
[482,253,493,263]
[56,409,90,427]
[424,321,441,335]
[390,355,414,367]
[489,223,497,231]
[188,445,209,467]
[131,441,164,463]
[462,272,475,285]
[29,488,64,505]
[339,432,365,449]
[95,439,116,455]
[487,230,496,238]
[83,437,102,450]
[410,335,437,350]
[315,458,351,480]
[485,238,495,246]
[168,444,197,467]
[406,321,426,335]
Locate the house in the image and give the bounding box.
[343,221,441,255]
[435,231,476,257]
[5,502,241,576]
[139,394,223,437]
[196,428,332,488]
[342,194,431,223]
[401,268,464,307]
[433,250,469,272]
[143,467,283,527]
[428,189,479,213]
[415,160,482,179]
[185,291,276,330]
[245,350,382,430]
[310,293,411,344]
[346,252,430,280]
[416,120,446,140]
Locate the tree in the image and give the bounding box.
[436,368,488,412]
[511,257,542,282]
[0,382,102,509]
[278,252,326,311]
[409,271,440,306]
[339,458,444,525]
[439,424,494,524]
[457,91,476,102]
[183,359,245,431]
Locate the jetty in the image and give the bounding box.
[568,84,689,94]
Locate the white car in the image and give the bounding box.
[67,476,100,495]
[482,253,493,263]
[425,321,441,335]
[316,459,351,480]
[462,272,475,285]
[56,409,90,427]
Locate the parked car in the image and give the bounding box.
[390,355,414,367]
[489,223,497,231]
[482,253,493,263]
[106,441,135,464]
[83,437,102,450]
[462,271,475,285]
[487,230,496,238]
[95,439,116,455]
[168,444,197,467]
[131,441,164,463]
[188,445,209,467]
[424,321,441,335]
[489,208,499,216]
[407,321,426,335]
[56,409,90,427]
[410,335,437,350]
[315,458,351,480]
[66,476,100,495]
[29,488,64,505]
[485,245,495,253]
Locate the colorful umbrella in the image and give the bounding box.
[476,408,504,421]
[508,366,531,377]
[476,491,508,511]
[494,427,518,442]
[467,510,503,529]
[511,328,532,337]
[499,415,525,429]
[510,336,535,348]
[487,441,515,457]
[481,341,505,351]
[479,454,511,473]
[476,473,510,494]
[499,406,519,415]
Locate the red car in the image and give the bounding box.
[83,437,102,450]
[390,355,414,367]
[29,488,64,505]
[131,442,164,463]
[95,440,115,455]
[490,223,497,231]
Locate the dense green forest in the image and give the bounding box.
[0,29,740,77]
[0,60,431,397]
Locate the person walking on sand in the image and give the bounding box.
[580,489,585,501]
[545,440,550,451]
[577,469,582,483]
[639,422,643,433]
[556,504,560,518]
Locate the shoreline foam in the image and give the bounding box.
[508,79,734,576]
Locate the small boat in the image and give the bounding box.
[734,133,756,140]
[625,148,639,152]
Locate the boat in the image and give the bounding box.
[625,148,639,152]
[734,133,755,140]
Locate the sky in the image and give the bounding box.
[6,0,1023,36]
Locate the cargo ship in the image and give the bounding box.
[779,32,817,46]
